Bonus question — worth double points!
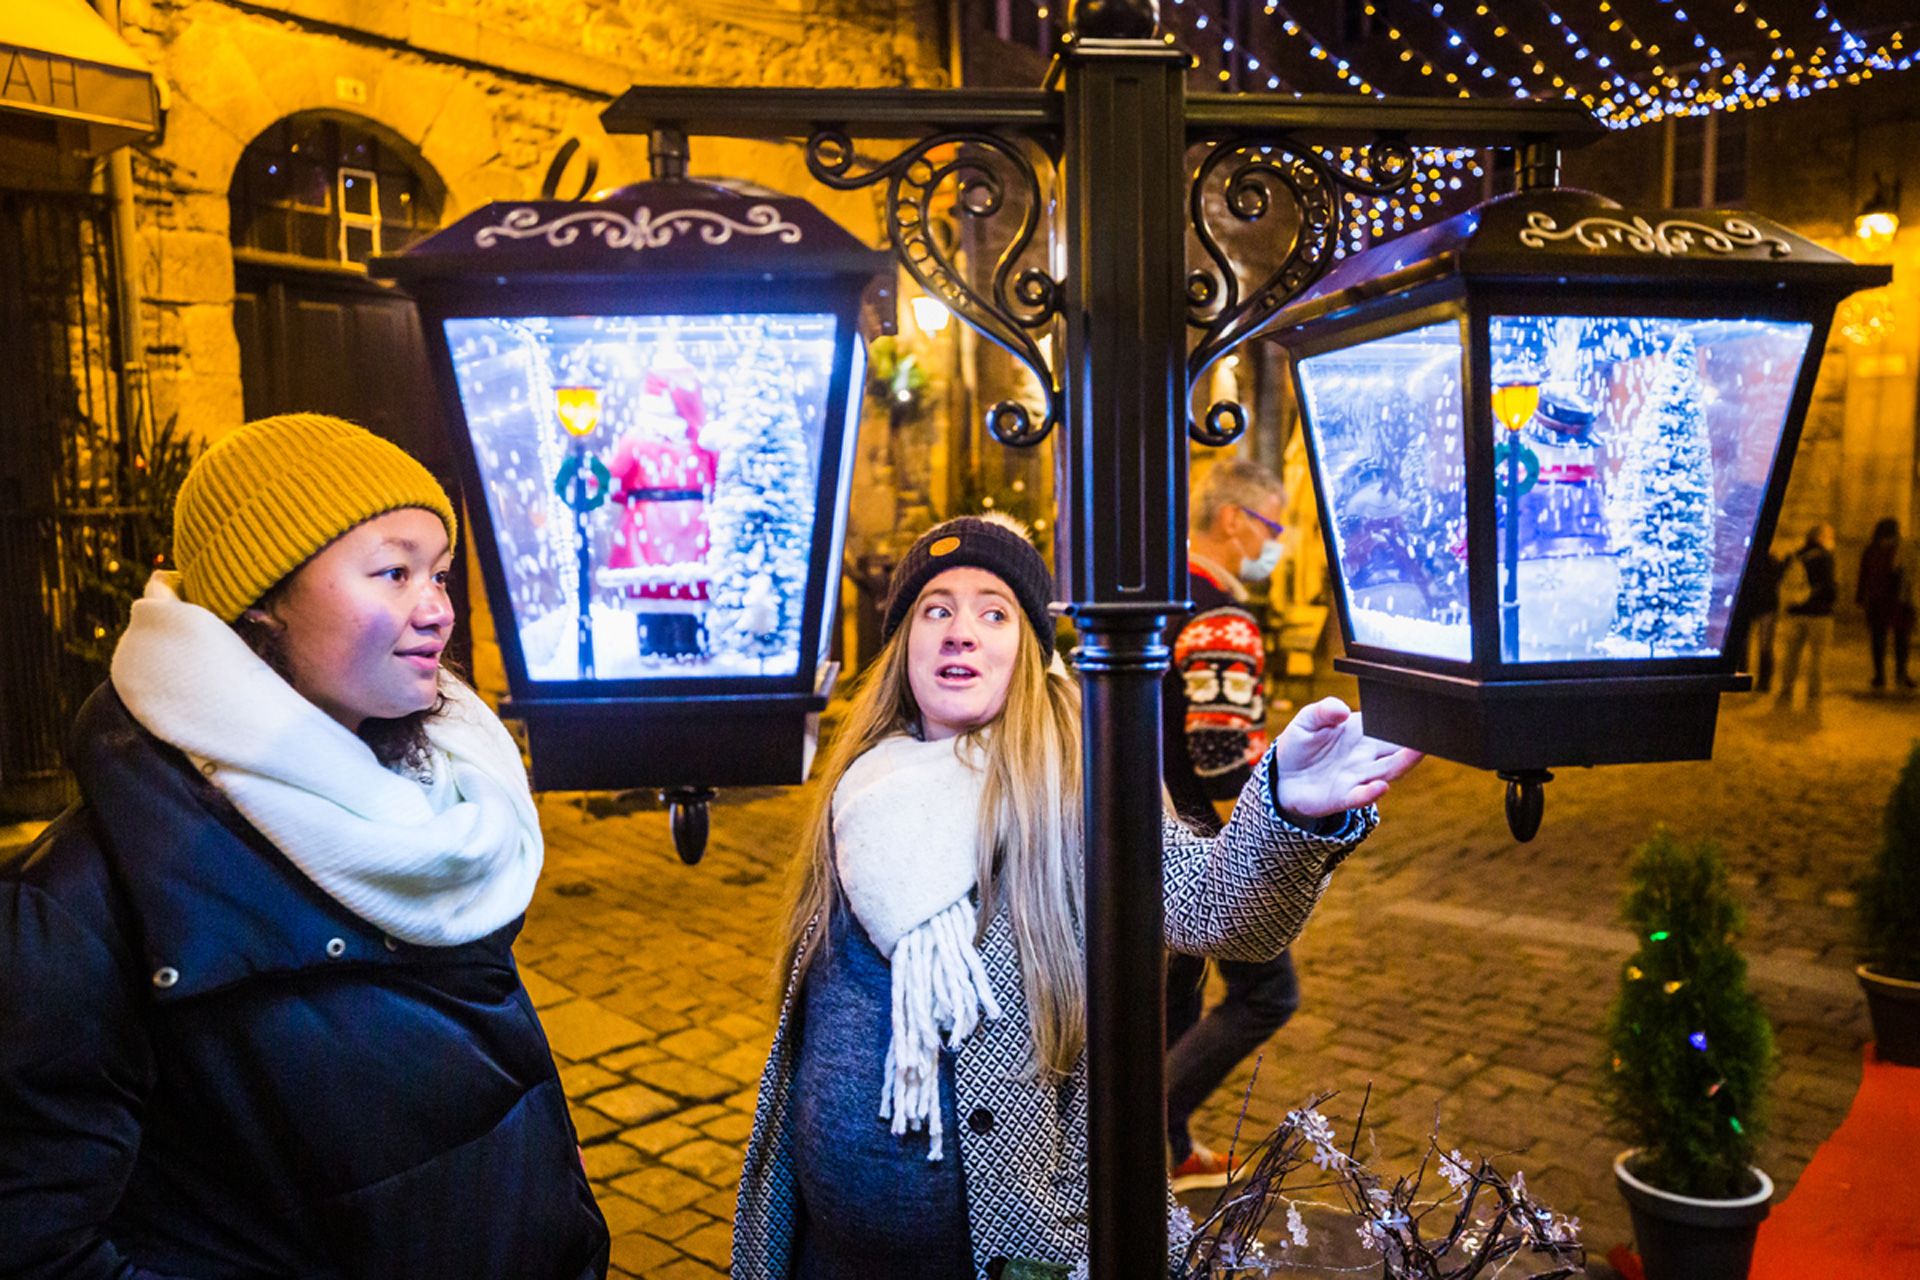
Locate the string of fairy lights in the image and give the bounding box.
[1141,0,1913,255]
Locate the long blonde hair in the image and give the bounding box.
[775,602,1087,1075]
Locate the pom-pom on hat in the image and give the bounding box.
[881,514,1056,656]
[173,413,458,623]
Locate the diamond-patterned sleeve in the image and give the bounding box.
[731,922,812,1280]
[1162,748,1377,963]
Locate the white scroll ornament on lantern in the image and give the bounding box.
[474,204,804,251]
[1518,212,1791,259]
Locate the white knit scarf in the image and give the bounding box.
[109,572,543,947]
[833,733,1003,1160]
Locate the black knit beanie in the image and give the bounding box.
[881,516,1055,656]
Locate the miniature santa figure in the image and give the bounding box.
[607,351,718,658]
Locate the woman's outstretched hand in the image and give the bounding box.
[1270,696,1423,820]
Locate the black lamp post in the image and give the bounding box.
[370,148,888,861]
[1262,186,1889,839]
[595,19,1603,1269]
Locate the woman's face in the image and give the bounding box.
[907,566,1024,742]
[250,508,455,732]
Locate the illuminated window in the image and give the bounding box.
[229,115,444,267]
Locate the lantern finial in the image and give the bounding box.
[649,126,690,182]
[1070,0,1158,41]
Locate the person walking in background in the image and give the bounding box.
[0,415,609,1280]
[1162,460,1301,1192]
[1857,517,1916,690]
[1742,542,1789,693]
[1777,522,1838,707]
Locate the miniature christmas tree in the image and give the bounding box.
[1602,828,1774,1199]
[1859,741,1920,982]
[705,336,814,668]
[1608,334,1716,656]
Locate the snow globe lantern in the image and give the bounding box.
[371,158,887,860]
[1263,188,1889,840]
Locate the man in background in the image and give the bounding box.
[1777,522,1838,708]
[1162,459,1300,1191]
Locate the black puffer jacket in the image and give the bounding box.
[0,686,608,1280]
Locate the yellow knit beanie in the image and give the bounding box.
[174,413,458,622]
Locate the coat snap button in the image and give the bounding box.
[968,1107,995,1134]
[325,937,347,958]
[152,966,179,989]
[384,936,399,952]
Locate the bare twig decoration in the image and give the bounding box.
[1172,1074,1584,1280]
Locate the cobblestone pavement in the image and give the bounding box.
[511,630,1914,1279]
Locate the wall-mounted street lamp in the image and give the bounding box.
[1854,176,1901,249]
[371,147,889,862]
[1264,187,1888,839]
[910,293,954,333]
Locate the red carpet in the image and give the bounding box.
[1749,1044,1920,1280]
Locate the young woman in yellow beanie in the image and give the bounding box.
[0,414,609,1279]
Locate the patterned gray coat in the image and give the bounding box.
[731,750,1378,1280]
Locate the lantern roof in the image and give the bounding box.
[372,177,890,284]
[1268,188,1887,337]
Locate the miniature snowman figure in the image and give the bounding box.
[1504,380,1620,658]
[738,573,781,657]
[1338,456,1437,620]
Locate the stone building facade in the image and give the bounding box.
[115,0,951,702]
[113,0,946,442]
[0,0,948,811]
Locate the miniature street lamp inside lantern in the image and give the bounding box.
[1263,189,1889,840]
[370,152,889,860]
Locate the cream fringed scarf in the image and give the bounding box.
[833,733,1004,1160]
[109,571,544,947]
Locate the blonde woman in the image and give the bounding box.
[732,515,1420,1280]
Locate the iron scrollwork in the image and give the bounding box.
[807,128,1061,447]
[1184,138,1413,446]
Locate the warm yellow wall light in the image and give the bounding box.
[1854,209,1898,242]
[1854,178,1900,249]
[909,294,952,333]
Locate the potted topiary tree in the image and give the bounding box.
[1602,827,1776,1280]
[1857,741,1920,1067]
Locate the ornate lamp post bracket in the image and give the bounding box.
[806,128,1063,446]
[1184,137,1415,445]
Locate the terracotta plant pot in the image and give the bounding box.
[1857,965,1920,1067]
[1613,1151,1772,1280]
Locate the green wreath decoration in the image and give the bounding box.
[1492,440,1540,498]
[554,453,612,513]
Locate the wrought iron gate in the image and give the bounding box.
[0,188,131,814]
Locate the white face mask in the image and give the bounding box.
[1239,538,1283,583]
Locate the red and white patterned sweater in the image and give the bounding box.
[1162,556,1268,827]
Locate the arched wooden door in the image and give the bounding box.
[227,112,472,672]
